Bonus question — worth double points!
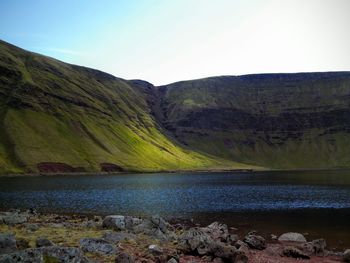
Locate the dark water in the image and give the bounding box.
[0,170,350,249]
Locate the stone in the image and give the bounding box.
[343,249,350,262]
[278,232,307,243]
[0,212,27,225]
[103,231,136,243]
[311,238,327,255]
[80,238,116,255]
[243,234,266,250]
[0,233,17,254]
[0,246,90,263]
[148,244,163,255]
[178,228,216,255]
[26,223,39,232]
[227,234,239,245]
[103,215,126,230]
[283,246,310,259]
[36,237,55,247]
[115,252,135,263]
[167,258,178,263]
[201,222,229,242]
[271,234,277,240]
[133,215,174,240]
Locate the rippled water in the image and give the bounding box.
[0,170,350,248]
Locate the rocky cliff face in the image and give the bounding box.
[156,73,350,168]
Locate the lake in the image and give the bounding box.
[0,170,350,249]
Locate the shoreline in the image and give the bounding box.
[1,167,350,177]
[0,209,348,262]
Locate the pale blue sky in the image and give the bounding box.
[1,0,350,85]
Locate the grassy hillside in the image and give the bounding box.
[157,74,350,169]
[0,40,250,174]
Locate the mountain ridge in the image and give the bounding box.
[1,39,350,173]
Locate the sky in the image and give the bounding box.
[0,0,350,85]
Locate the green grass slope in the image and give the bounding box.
[0,40,252,174]
[157,74,350,169]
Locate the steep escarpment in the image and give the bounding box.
[0,40,244,174]
[157,73,350,169]
[1,39,350,173]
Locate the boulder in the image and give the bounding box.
[115,252,135,263]
[0,233,17,254]
[133,215,174,240]
[243,234,266,250]
[300,238,327,256]
[80,238,116,255]
[103,231,136,243]
[36,237,55,247]
[102,215,142,231]
[178,228,217,255]
[343,249,350,262]
[167,258,178,263]
[0,246,90,263]
[0,212,27,225]
[278,232,307,243]
[283,246,310,259]
[201,222,229,242]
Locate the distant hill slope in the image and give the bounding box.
[1,39,350,174]
[0,40,247,174]
[157,73,350,169]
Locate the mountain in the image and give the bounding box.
[156,74,350,169]
[1,39,350,174]
[0,40,246,174]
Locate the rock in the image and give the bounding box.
[115,252,135,263]
[26,223,39,232]
[271,234,277,240]
[265,244,283,257]
[102,215,142,231]
[236,241,249,254]
[103,215,127,230]
[201,222,229,242]
[278,232,307,243]
[311,238,327,255]
[227,234,239,245]
[16,238,30,250]
[36,237,55,247]
[283,246,310,259]
[80,238,116,255]
[243,234,266,250]
[148,244,163,255]
[167,258,178,263]
[133,215,174,240]
[0,233,17,254]
[343,249,350,262]
[178,228,216,255]
[0,246,90,263]
[0,212,27,225]
[212,258,224,263]
[103,231,136,243]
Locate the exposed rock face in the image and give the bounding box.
[79,238,116,255]
[0,246,90,263]
[243,234,266,250]
[100,163,124,172]
[278,232,307,243]
[0,233,17,254]
[37,162,84,173]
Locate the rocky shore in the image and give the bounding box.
[0,210,349,263]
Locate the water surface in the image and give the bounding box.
[0,170,350,248]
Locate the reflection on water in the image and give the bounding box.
[0,170,350,248]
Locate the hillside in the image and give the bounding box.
[0,40,247,174]
[157,74,350,169]
[1,39,350,173]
